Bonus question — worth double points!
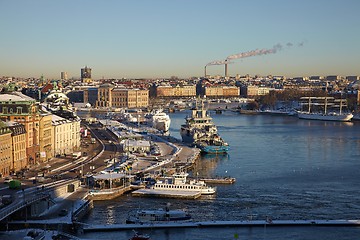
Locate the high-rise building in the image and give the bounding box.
[61,71,68,80]
[81,66,92,83]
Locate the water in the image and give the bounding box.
[81,111,360,239]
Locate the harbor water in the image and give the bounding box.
[81,111,360,239]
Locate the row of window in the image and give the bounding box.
[156,184,199,190]
[2,106,23,114]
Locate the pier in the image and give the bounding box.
[82,219,360,232]
[131,189,202,199]
[200,177,236,184]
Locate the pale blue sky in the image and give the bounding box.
[1,0,359,79]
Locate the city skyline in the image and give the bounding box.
[1,0,360,79]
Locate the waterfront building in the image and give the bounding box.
[0,121,12,177]
[204,86,240,98]
[240,85,274,97]
[95,83,149,109]
[125,88,149,108]
[155,85,196,98]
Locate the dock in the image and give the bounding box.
[88,186,132,201]
[82,219,360,232]
[200,177,236,184]
[131,189,202,199]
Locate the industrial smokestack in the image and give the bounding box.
[225,60,228,78]
[204,66,207,77]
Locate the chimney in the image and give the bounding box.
[224,60,228,78]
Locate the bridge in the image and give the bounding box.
[0,179,81,222]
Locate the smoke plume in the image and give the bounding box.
[206,59,232,66]
[205,41,305,67]
[226,43,284,60]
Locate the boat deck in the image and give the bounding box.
[200,177,236,184]
[132,189,202,199]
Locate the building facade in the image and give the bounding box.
[0,92,40,165]
[95,84,149,109]
[6,121,27,173]
[204,86,240,97]
[156,85,196,98]
[52,115,73,156]
[39,113,53,162]
[0,122,12,177]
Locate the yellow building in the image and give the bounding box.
[6,121,27,173]
[204,86,240,97]
[96,83,114,108]
[156,85,196,97]
[126,89,149,108]
[39,113,53,162]
[0,121,12,177]
[96,84,149,109]
[0,91,40,165]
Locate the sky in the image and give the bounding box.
[1,0,360,79]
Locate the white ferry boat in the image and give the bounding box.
[152,172,216,195]
[149,110,171,132]
[126,204,191,224]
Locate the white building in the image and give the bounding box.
[52,114,80,156]
[122,139,151,153]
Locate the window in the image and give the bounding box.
[17,107,22,114]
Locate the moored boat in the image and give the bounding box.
[180,100,229,154]
[152,172,216,195]
[129,231,151,240]
[126,204,191,224]
[298,96,353,122]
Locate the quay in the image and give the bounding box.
[82,219,360,232]
[88,185,133,201]
[200,177,236,184]
[131,189,201,199]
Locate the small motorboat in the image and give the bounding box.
[129,231,151,240]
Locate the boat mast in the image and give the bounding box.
[324,97,327,115]
[339,93,343,115]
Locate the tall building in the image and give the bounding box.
[0,88,40,165]
[81,66,92,83]
[6,121,27,173]
[61,71,68,80]
[0,121,12,177]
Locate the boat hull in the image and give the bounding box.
[297,112,353,122]
[199,145,230,154]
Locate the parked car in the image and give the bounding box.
[4,177,12,184]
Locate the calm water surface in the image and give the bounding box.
[82,111,360,239]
